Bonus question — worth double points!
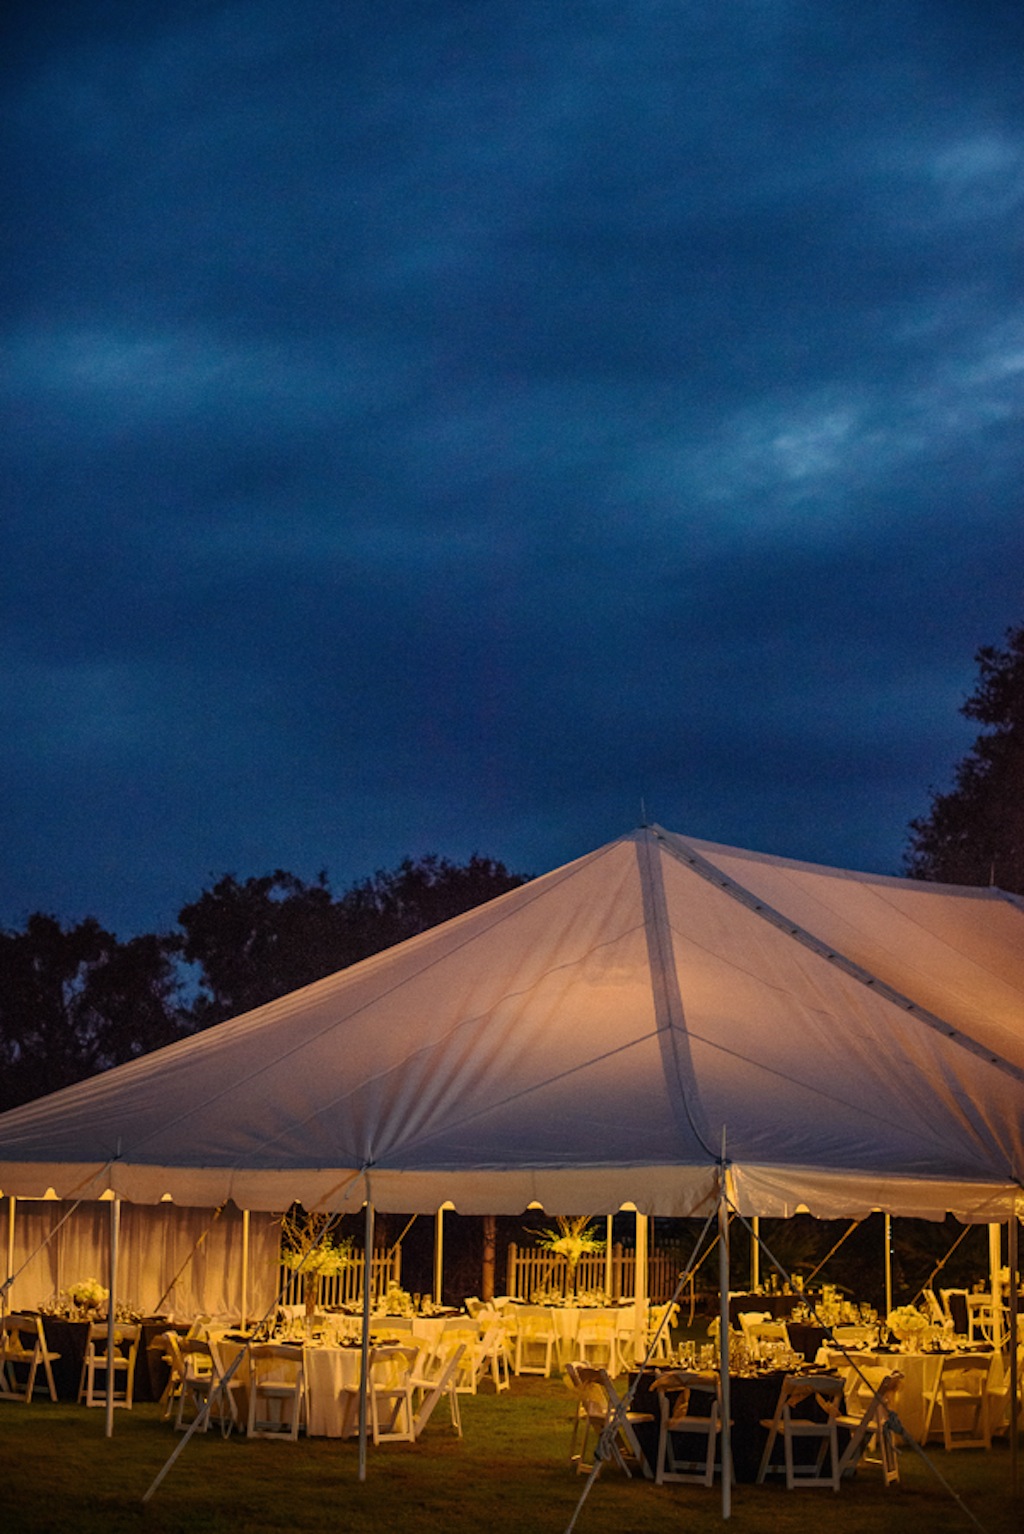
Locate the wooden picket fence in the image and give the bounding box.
[278,1249,402,1310]
[505,1242,679,1303]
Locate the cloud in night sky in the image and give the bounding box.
[3,0,1023,935]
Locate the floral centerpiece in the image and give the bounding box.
[280,1211,353,1321]
[887,1304,930,1349]
[529,1214,606,1300]
[69,1278,109,1315]
[383,1280,413,1317]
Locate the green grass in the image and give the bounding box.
[0,1380,1018,1534]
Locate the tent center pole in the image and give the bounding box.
[106,1195,120,1439]
[718,1172,731,1519]
[240,1209,249,1330]
[1009,1212,1019,1497]
[357,1190,374,1482]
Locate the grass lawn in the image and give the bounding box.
[0,1378,1019,1534]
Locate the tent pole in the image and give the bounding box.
[240,1209,249,1330]
[989,1223,1003,1348]
[357,1190,374,1482]
[4,1195,15,1317]
[106,1195,120,1439]
[434,1204,444,1307]
[751,1215,759,1291]
[718,1163,731,1520]
[884,1214,892,1316]
[605,1215,613,1300]
[1009,1212,1018,1497]
[634,1210,648,1368]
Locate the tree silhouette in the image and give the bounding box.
[905,622,1024,894]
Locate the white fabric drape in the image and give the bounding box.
[8,1198,279,1320]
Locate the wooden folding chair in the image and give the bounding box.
[247,1343,305,1440]
[650,1368,724,1486]
[922,1356,992,1450]
[78,1322,139,1409]
[174,1337,239,1432]
[756,1372,844,1490]
[836,1369,902,1486]
[566,1363,654,1479]
[368,1343,422,1444]
[0,1314,60,1402]
[513,1306,559,1377]
[410,1342,466,1438]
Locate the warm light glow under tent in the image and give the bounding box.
[0,825,1022,1223]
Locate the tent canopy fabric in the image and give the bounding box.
[0,826,1021,1222]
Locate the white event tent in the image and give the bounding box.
[2,823,1023,1502]
[0,823,1022,1223]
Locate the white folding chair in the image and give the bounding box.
[174,1338,239,1432]
[246,1343,305,1440]
[566,1362,654,1479]
[575,1312,621,1377]
[650,1368,723,1486]
[645,1302,679,1364]
[473,1322,511,1393]
[78,1322,139,1409]
[756,1373,844,1490]
[368,1343,421,1444]
[744,1317,792,1361]
[513,1306,559,1377]
[410,1342,465,1438]
[836,1369,902,1486]
[922,1356,992,1450]
[966,1294,996,1345]
[0,1314,60,1402]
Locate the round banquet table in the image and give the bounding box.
[508,1302,637,1364]
[217,1338,412,1438]
[39,1317,175,1402]
[818,1346,1005,1441]
[629,1367,849,1483]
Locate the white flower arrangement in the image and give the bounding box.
[280,1211,354,1318]
[69,1277,109,1308]
[887,1304,929,1341]
[384,1280,414,1316]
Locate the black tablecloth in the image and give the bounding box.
[729,1293,805,1323]
[39,1318,176,1402]
[630,1368,847,1484]
[787,1322,828,1360]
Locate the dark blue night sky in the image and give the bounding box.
[3,1,1023,936]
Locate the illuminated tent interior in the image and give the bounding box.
[0,824,1021,1250]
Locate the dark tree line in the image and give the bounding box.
[0,854,528,1112]
[905,621,1024,895]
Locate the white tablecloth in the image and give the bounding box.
[508,1303,638,1364]
[819,1347,1005,1441]
[217,1339,417,1438]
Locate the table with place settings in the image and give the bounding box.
[818,1346,1005,1441]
